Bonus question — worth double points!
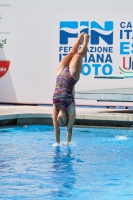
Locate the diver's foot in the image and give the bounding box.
[78,32,85,44]
[84,34,90,43]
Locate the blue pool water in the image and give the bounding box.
[0,125,133,200]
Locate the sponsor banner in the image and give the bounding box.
[55,14,133,93]
[0,2,133,104]
[0,60,10,78]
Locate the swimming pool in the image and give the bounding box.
[0,125,133,200]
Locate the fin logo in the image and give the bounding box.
[91,21,113,45]
[60,21,113,45]
[60,21,89,45]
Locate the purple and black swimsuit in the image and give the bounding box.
[53,66,78,110]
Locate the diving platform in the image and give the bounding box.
[75,73,133,102]
[75,74,133,102]
[94,73,133,79]
[75,88,133,102]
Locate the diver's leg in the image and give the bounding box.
[69,34,90,80]
[57,33,84,74]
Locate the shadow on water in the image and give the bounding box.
[0,159,10,170]
[0,144,11,171]
[50,146,76,198]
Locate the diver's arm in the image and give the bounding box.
[72,86,75,98]
[66,109,76,145]
[52,105,60,143]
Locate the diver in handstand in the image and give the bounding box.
[52,32,90,145]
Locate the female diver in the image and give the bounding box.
[52,33,90,145]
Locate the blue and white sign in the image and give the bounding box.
[0,1,133,106]
[58,20,114,77]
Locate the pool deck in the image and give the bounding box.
[0,105,133,128]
